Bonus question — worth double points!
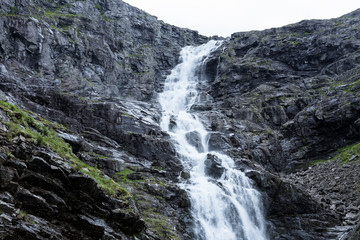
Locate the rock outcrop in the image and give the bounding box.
[198,8,360,239]
[0,0,359,239]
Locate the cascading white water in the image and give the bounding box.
[159,40,268,240]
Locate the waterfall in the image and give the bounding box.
[159,40,268,240]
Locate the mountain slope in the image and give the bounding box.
[201,9,360,239]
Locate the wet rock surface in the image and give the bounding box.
[204,154,224,179]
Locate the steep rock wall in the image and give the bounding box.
[199,9,360,239]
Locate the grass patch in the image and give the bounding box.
[326,78,360,96]
[17,210,35,224]
[309,141,360,166]
[0,101,131,201]
[115,168,167,188]
[88,152,110,160]
[310,159,331,165]
[116,168,136,183]
[144,216,180,240]
[331,141,360,163]
[44,11,84,20]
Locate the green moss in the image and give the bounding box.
[332,142,360,163]
[116,168,136,183]
[9,6,18,15]
[88,152,110,160]
[0,14,22,17]
[44,11,83,19]
[101,14,110,22]
[18,210,35,224]
[49,25,77,43]
[289,40,301,46]
[310,141,360,166]
[309,159,330,165]
[144,216,180,240]
[326,78,360,96]
[79,96,89,102]
[0,101,131,201]
[121,112,136,118]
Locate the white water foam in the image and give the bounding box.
[159,40,268,240]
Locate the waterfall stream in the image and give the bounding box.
[159,40,268,240]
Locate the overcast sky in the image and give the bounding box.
[123,0,359,37]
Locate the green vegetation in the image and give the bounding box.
[44,11,84,20]
[101,14,111,22]
[289,40,301,46]
[121,112,136,118]
[309,159,330,165]
[310,141,360,166]
[88,152,110,160]
[17,210,35,224]
[115,167,167,187]
[9,6,18,15]
[331,141,360,164]
[116,168,135,183]
[0,101,131,201]
[326,78,360,95]
[116,168,167,186]
[144,214,180,240]
[49,25,78,43]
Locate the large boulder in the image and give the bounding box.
[204,154,225,179]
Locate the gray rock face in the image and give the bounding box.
[192,8,360,240]
[205,9,360,172]
[204,153,225,179]
[0,139,144,240]
[0,0,206,239]
[0,0,206,102]
[287,159,360,225]
[185,131,204,152]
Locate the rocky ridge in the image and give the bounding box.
[0,0,359,239]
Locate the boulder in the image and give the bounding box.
[204,154,225,179]
[185,131,204,152]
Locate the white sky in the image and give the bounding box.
[123,0,359,37]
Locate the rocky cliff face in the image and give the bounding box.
[0,0,206,239]
[200,9,360,239]
[0,0,359,239]
[0,0,206,101]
